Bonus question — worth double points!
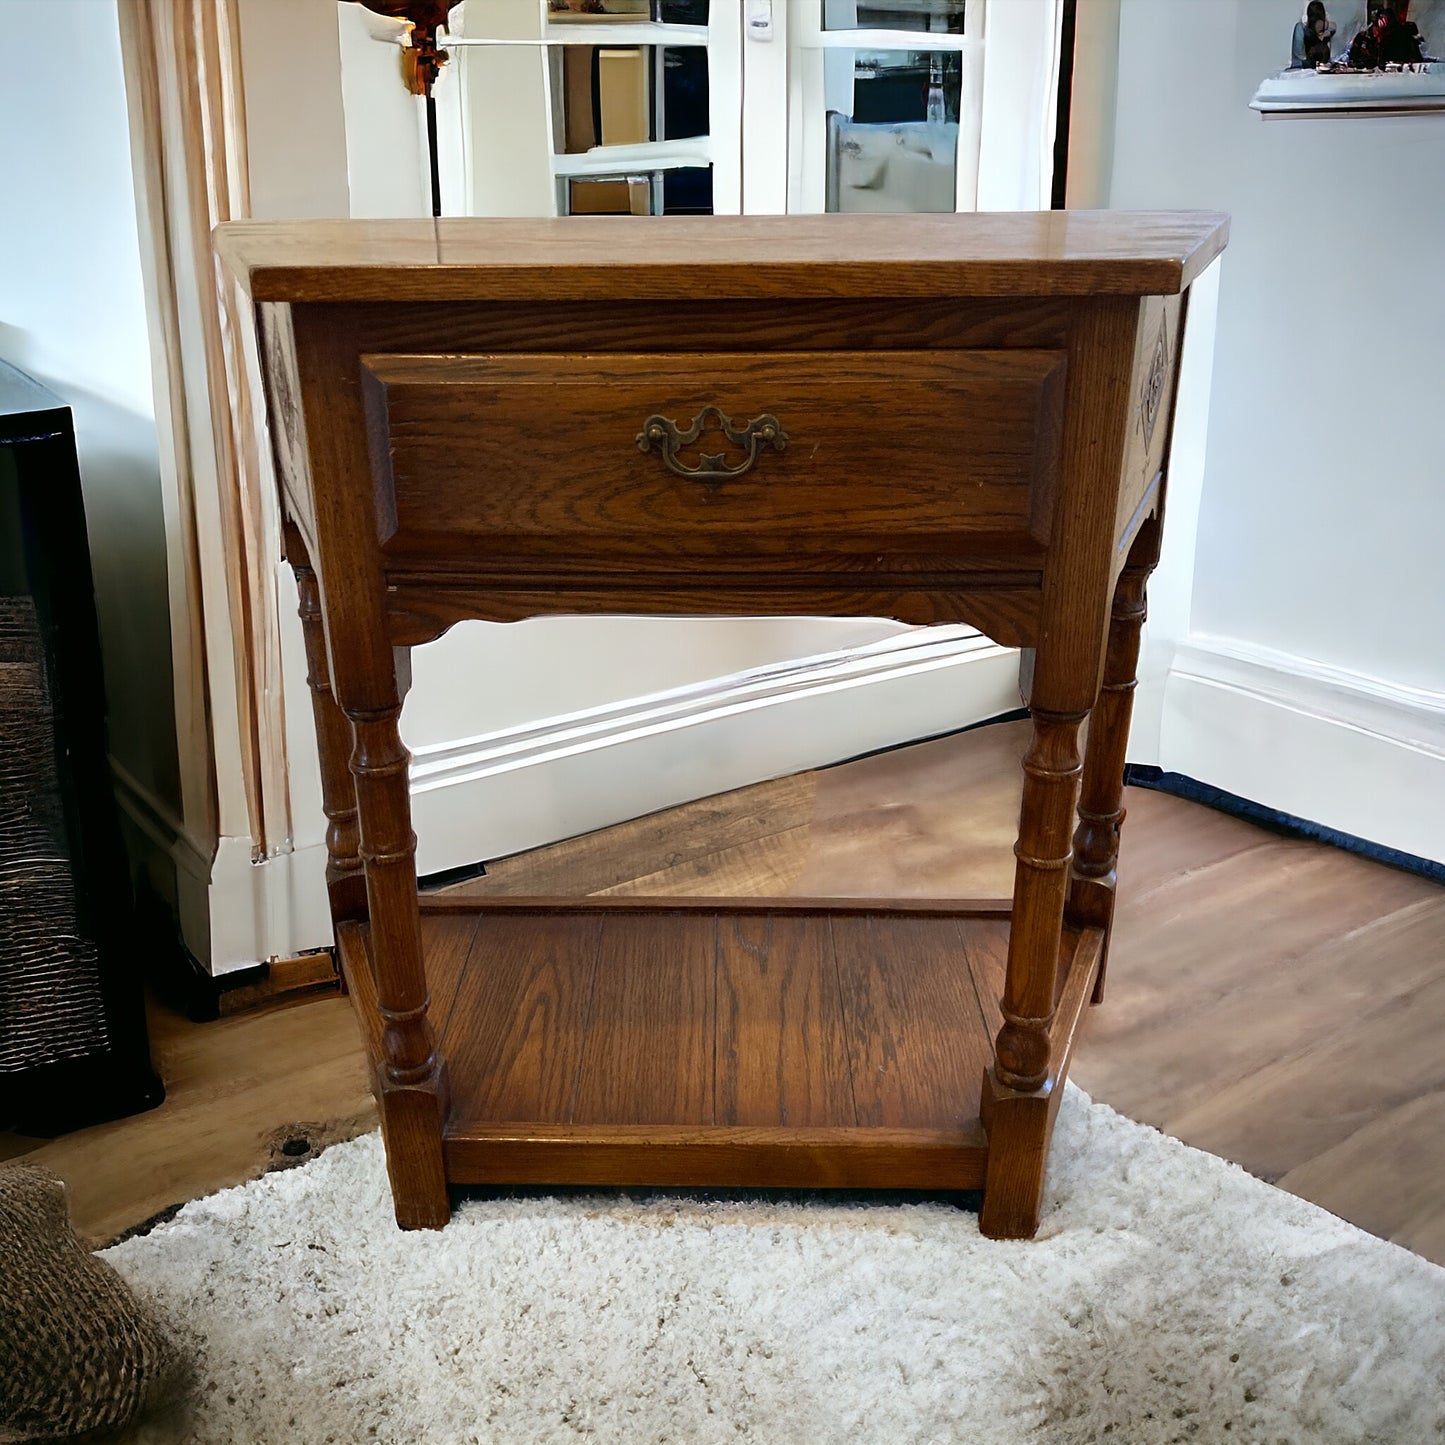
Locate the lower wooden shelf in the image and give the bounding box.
[338,897,1101,1195]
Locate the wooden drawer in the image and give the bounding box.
[360,350,1066,568]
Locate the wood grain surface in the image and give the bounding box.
[441,1124,988,1192]
[831,915,1002,1130]
[216,212,1229,302]
[573,913,715,1126]
[441,913,604,1124]
[347,898,1097,1196]
[384,580,1045,650]
[716,913,856,1129]
[363,348,1066,560]
[1114,293,1184,550]
[326,295,1078,357]
[415,904,1073,1148]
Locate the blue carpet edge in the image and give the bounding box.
[1124,765,1444,885]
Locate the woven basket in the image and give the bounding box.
[0,1164,175,1441]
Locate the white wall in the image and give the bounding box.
[0,0,180,825]
[336,3,434,218]
[238,0,352,221]
[453,0,557,218]
[1108,0,1445,861]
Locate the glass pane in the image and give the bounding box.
[561,168,711,216]
[548,1,651,21]
[566,177,653,215]
[554,40,712,218]
[822,0,966,35]
[661,46,709,140]
[556,46,708,150]
[559,47,649,149]
[824,50,959,212]
[659,0,709,23]
[662,166,713,214]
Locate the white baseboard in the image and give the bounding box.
[110,756,332,976]
[205,836,332,976]
[1161,636,1445,865]
[160,834,330,978]
[409,626,1022,879]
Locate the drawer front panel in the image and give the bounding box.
[360,350,1066,564]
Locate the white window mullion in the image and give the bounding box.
[742,0,793,214]
[956,6,985,210]
[976,0,1064,211]
[707,0,744,214]
[790,48,827,212]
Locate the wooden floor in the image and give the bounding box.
[5,719,1442,1263]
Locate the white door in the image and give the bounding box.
[300,0,1054,890]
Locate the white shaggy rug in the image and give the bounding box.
[104,1087,1445,1444]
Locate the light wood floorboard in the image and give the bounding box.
[5,719,1441,1264]
[0,997,377,1246]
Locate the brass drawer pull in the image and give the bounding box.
[636,405,788,484]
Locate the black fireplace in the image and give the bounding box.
[0,360,162,1134]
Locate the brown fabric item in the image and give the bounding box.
[0,1165,176,1442]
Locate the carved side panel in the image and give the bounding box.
[1113,293,1183,553]
[258,301,316,543]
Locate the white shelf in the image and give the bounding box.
[807,29,976,53]
[551,137,712,177]
[546,20,707,47]
[441,22,709,48]
[1252,64,1445,115]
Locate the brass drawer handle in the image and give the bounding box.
[636,405,788,484]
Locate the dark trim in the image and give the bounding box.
[1051,0,1079,210]
[141,882,340,1022]
[832,706,1030,774]
[420,859,490,892]
[135,878,237,1024]
[1125,765,1445,885]
[425,93,442,219]
[591,45,604,150]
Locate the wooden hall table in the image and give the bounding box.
[219,212,1229,1239]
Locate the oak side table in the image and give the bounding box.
[219,212,1229,1238]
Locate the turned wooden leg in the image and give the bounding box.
[997,708,1086,1091]
[1068,519,1160,1006]
[289,531,365,922]
[980,702,1086,1239]
[1068,566,1150,1004]
[346,650,450,1230]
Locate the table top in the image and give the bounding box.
[215,211,1229,305]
